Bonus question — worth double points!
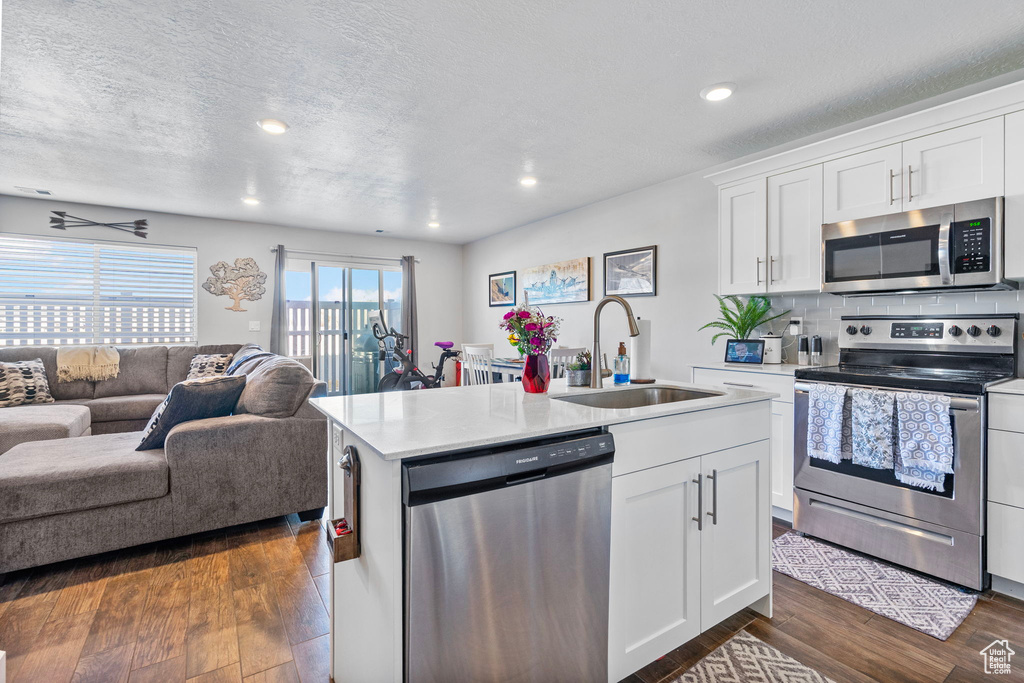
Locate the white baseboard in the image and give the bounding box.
[772,506,794,525]
[992,574,1024,600]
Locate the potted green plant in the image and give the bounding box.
[565,350,592,387]
[699,295,790,344]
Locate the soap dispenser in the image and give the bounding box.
[613,342,631,385]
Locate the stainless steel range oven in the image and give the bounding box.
[793,314,1018,590]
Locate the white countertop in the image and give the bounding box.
[691,362,802,376]
[988,378,1024,395]
[311,379,776,460]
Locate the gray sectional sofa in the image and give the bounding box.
[0,344,328,573]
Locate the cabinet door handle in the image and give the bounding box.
[907,164,914,202]
[723,381,754,388]
[889,169,896,205]
[706,470,719,525]
[755,257,765,285]
[692,474,703,531]
[769,256,777,284]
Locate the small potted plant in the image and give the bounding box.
[565,350,592,387]
[699,295,790,344]
[499,304,563,393]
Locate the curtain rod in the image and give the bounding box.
[271,247,419,263]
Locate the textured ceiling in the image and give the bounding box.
[2,1,1024,244]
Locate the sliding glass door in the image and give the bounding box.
[284,258,402,396]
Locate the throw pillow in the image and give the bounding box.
[137,375,246,451]
[0,359,55,408]
[187,353,233,380]
[226,344,272,375]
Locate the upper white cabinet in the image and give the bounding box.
[902,118,1004,209]
[718,179,766,295]
[767,165,823,293]
[1004,110,1024,280]
[823,143,903,223]
[823,119,1004,223]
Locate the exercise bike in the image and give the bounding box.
[372,321,460,392]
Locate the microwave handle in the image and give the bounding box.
[938,210,954,285]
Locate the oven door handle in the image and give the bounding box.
[938,210,954,286]
[794,383,979,411]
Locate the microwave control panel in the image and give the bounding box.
[951,217,991,274]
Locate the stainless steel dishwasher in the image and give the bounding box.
[403,430,614,683]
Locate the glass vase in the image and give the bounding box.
[522,353,551,393]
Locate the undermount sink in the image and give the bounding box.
[553,386,724,410]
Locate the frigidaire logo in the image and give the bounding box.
[516,456,540,465]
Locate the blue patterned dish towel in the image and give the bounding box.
[807,384,848,463]
[895,392,954,492]
[851,389,895,469]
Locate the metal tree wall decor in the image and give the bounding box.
[49,211,149,238]
[202,257,267,312]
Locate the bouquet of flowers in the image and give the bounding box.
[499,304,562,356]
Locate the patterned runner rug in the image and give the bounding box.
[772,532,976,640]
[674,631,834,683]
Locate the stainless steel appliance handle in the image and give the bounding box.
[756,257,765,285]
[793,382,980,411]
[907,164,914,202]
[707,470,718,525]
[889,169,896,205]
[724,381,754,388]
[692,473,703,531]
[938,211,953,285]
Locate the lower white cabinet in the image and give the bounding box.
[770,401,794,512]
[607,439,771,682]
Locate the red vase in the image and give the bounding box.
[522,353,551,393]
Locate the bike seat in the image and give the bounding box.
[434,341,455,349]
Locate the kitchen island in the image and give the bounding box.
[312,378,776,683]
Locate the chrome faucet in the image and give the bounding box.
[591,295,641,389]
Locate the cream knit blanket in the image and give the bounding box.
[56,345,120,382]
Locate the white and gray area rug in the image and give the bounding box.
[772,532,976,640]
[674,631,835,683]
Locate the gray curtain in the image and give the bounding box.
[401,255,418,366]
[269,245,288,355]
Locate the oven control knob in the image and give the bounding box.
[846,325,858,335]
[967,325,982,337]
[987,325,1002,337]
[948,325,962,337]
[859,326,872,336]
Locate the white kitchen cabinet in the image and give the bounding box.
[1005,110,1024,280]
[770,401,795,512]
[989,502,1024,584]
[700,441,771,628]
[823,143,902,223]
[767,165,823,293]
[607,458,702,682]
[719,179,767,295]
[902,118,1004,210]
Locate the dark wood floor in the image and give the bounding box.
[622,520,1024,683]
[2,517,1022,682]
[0,513,332,683]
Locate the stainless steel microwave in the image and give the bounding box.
[821,197,1015,295]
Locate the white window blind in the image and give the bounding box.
[0,234,197,346]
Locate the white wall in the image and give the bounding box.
[462,172,725,380]
[0,195,464,351]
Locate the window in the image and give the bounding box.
[0,234,197,346]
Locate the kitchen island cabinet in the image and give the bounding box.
[312,378,775,682]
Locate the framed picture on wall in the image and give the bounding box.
[489,271,516,307]
[603,245,657,297]
[522,257,591,305]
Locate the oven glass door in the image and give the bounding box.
[824,224,941,284]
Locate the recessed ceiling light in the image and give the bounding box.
[241,196,260,205]
[257,119,289,135]
[427,221,441,228]
[519,176,538,187]
[700,83,735,102]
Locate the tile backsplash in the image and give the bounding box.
[768,289,1024,369]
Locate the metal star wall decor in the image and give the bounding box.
[49,211,149,238]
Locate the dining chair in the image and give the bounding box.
[462,346,495,386]
[549,347,587,379]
